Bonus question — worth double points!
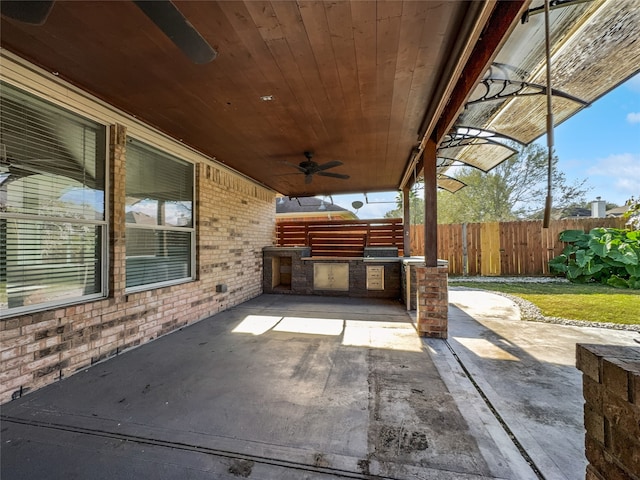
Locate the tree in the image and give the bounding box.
[384,187,425,224]
[624,196,640,230]
[436,143,589,224]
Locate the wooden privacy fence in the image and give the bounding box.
[411,217,627,276]
[277,218,404,257]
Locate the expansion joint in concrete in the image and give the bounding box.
[443,340,546,480]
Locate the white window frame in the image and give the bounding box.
[0,82,109,318]
[124,138,196,293]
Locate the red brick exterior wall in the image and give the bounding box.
[0,123,276,404]
[576,344,640,480]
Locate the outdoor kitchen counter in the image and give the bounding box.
[263,249,401,299]
[263,247,448,305]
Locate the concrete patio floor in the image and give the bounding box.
[1,292,638,479]
[444,288,638,480]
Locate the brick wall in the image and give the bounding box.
[414,265,448,338]
[576,344,640,480]
[262,248,401,299]
[1,124,276,404]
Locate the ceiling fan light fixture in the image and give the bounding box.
[280,151,349,184]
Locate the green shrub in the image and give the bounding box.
[549,228,640,288]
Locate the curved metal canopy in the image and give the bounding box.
[437,174,466,194]
[438,0,640,187]
[437,126,519,173]
[466,76,587,108]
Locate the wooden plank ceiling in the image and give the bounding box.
[0,1,521,197]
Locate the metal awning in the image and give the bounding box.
[436,174,467,194]
[437,0,640,188]
[437,127,520,173]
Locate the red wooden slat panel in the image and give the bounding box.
[277,218,404,255]
[279,217,626,268]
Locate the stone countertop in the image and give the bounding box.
[299,256,419,263]
[401,257,449,267]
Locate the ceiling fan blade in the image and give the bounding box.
[133,1,217,64]
[316,160,343,171]
[305,174,313,184]
[0,0,54,25]
[317,172,350,180]
[280,160,307,174]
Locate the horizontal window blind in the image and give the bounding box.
[125,229,192,288]
[1,83,105,219]
[125,139,194,291]
[0,82,107,316]
[2,218,103,309]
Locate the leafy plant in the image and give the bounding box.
[549,228,640,288]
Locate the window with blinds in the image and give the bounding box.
[0,82,107,316]
[125,139,194,291]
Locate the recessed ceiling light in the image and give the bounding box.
[260,95,274,101]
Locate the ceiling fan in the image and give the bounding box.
[0,0,217,64]
[283,151,350,185]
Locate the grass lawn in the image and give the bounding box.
[448,280,640,326]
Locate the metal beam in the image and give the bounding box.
[466,78,588,107]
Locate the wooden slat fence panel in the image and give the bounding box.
[436,224,463,274]
[499,221,514,275]
[276,217,626,268]
[277,218,404,257]
[480,222,501,275]
[529,222,543,275]
[412,217,627,276]
[471,223,482,276]
[308,231,367,257]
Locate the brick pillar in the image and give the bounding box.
[109,124,127,300]
[576,344,640,480]
[415,264,448,338]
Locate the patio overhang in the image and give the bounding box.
[0,0,527,199]
[422,0,640,190]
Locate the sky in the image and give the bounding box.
[551,73,640,207]
[329,73,640,220]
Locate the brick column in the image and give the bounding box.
[109,124,127,300]
[415,265,448,338]
[576,344,640,480]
